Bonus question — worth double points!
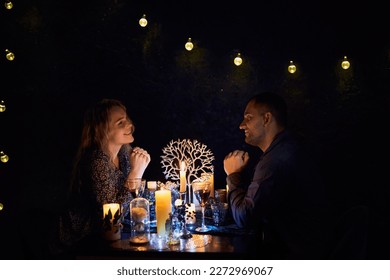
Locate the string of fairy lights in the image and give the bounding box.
[139,14,352,70]
[0,3,355,213]
[1,0,13,212]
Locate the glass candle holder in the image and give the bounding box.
[102,203,121,241]
[129,197,150,244]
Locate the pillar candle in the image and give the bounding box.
[155,189,172,236]
[103,203,120,222]
[179,161,186,192]
[147,181,157,190]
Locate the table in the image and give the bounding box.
[103,215,263,260]
[75,207,263,259]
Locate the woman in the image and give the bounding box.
[53,99,150,256]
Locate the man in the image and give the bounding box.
[224,92,333,259]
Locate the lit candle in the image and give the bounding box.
[155,189,172,236]
[147,181,157,190]
[103,203,120,222]
[102,203,121,241]
[179,161,186,193]
[185,203,196,224]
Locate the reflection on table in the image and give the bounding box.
[107,211,262,259]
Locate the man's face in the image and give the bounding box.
[239,100,266,147]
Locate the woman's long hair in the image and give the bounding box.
[69,99,127,195]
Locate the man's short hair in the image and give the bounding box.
[249,92,288,127]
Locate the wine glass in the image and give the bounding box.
[127,178,146,198]
[192,180,211,232]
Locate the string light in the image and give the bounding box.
[234,52,242,66]
[185,38,194,51]
[139,14,148,27]
[288,61,297,74]
[5,49,15,61]
[135,14,361,70]
[0,151,9,163]
[0,100,5,112]
[2,1,12,219]
[341,56,350,70]
[4,1,13,9]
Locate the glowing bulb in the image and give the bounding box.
[0,151,9,163]
[288,61,297,74]
[0,203,3,211]
[234,53,242,66]
[341,56,350,70]
[139,14,147,27]
[5,1,13,9]
[0,100,5,112]
[185,38,194,51]
[5,49,15,61]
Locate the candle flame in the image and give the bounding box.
[180,161,186,171]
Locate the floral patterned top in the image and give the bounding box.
[57,145,133,250]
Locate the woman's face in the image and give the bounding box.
[107,106,134,146]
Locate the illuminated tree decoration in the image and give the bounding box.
[341,56,350,70]
[185,38,194,51]
[288,60,297,74]
[0,100,5,112]
[139,14,147,27]
[234,52,243,66]
[160,139,214,184]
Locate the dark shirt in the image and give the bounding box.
[227,130,333,259]
[56,145,133,253]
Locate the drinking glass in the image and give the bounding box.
[192,180,211,232]
[127,178,146,198]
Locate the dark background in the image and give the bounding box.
[0,0,389,259]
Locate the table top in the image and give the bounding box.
[76,205,262,259]
[105,219,262,259]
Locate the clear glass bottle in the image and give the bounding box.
[129,197,150,244]
[145,182,157,228]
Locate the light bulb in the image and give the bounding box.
[341,56,350,70]
[0,203,3,211]
[5,1,13,9]
[288,61,297,74]
[0,151,9,163]
[234,53,242,66]
[0,100,5,112]
[185,38,194,51]
[5,49,15,61]
[139,14,147,27]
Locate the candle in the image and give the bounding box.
[185,203,196,224]
[147,181,157,190]
[155,189,172,236]
[179,161,186,193]
[102,203,121,241]
[103,203,120,222]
